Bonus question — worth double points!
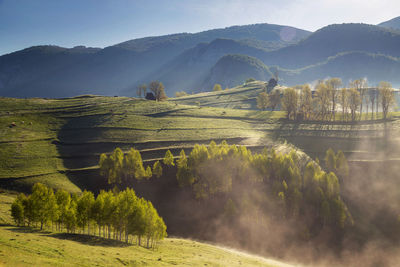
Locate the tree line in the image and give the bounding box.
[11,183,167,248]
[99,147,173,185]
[175,141,352,236]
[257,78,396,121]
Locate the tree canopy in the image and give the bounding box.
[149,81,167,101]
[11,184,167,248]
[176,141,353,234]
[213,84,222,92]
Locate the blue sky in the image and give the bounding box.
[1,0,399,55]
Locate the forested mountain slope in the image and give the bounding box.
[0,24,309,98]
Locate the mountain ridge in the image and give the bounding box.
[379,16,400,31]
[2,22,400,97]
[0,23,309,98]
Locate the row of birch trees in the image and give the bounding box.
[11,183,167,248]
[257,78,396,121]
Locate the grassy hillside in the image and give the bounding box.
[0,227,291,267]
[171,81,283,109]
[0,192,293,267]
[1,91,399,194]
[2,93,400,266]
[0,94,285,192]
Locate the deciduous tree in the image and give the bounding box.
[299,84,312,120]
[350,78,368,120]
[152,161,163,178]
[256,91,269,111]
[282,87,298,120]
[77,190,95,234]
[213,84,222,92]
[339,87,349,121]
[268,89,281,111]
[137,84,147,98]
[349,88,361,121]
[149,81,167,101]
[315,82,330,120]
[163,150,175,166]
[30,183,59,230]
[326,78,342,121]
[378,81,395,120]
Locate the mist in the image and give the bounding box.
[161,128,400,267]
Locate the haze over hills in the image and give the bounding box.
[152,23,400,92]
[143,38,272,93]
[279,51,400,86]
[203,54,272,89]
[379,16,400,31]
[1,19,400,98]
[0,23,309,98]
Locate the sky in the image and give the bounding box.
[0,0,399,55]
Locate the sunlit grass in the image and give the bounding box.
[0,94,397,193]
[0,193,285,267]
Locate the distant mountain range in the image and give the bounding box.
[0,17,399,98]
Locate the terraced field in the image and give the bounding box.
[171,81,288,109]
[1,90,399,193]
[0,95,279,192]
[1,89,400,267]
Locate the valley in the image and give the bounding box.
[2,1,400,266]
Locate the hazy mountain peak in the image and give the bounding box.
[378,16,400,30]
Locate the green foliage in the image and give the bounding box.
[55,189,72,229]
[11,194,26,226]
[325,148,336,172]
[324,149,349,180]
[145,166,152,179]
[77,190,95,233]
[175,91,188,97]
[163,150,175,166]
[378,81,395,120]
[99,147,151,184]
[177,141,353,234]
[10,183,167,248]
[213,84,222,92]
[30,183,59,230]
[152,161,163,178]
[176,150,194,187]
[282,87,299,119]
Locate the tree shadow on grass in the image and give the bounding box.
[5,226,132,247]
[6,226,52,234]
[46,233,131,247]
